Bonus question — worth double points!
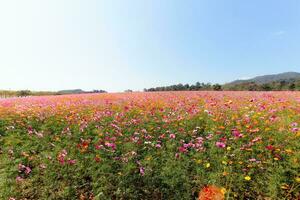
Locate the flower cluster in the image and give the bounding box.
[0,91,299,199]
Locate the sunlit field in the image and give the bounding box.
[0,92,299,199]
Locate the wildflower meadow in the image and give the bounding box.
[0,91,299,199]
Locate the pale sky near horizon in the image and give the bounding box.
[0,0,299,92]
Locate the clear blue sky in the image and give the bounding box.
[0,0,299,92]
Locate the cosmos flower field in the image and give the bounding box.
[0,92,299,199]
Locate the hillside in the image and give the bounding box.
[229,72,300,85]
[144,72,300,92]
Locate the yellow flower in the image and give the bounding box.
[285,149,293,154]
[222,161,227,165]
[244,176,251,181]
[196,159,202,164]
[145,156,152,161]
[281,183,289,190]
[274,157,279,161]
[205,163,211,168]
[220,187,226,194]
[226,146,231,151]
[21,152,29,157]
[295,177,300,183]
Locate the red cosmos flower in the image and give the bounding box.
[219,137,227,142]
[95,155,101,163]
[266,145,274,151]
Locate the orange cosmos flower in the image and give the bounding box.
[199,185,225,200]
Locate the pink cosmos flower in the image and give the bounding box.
[58,149,68,165]
[291,122,298,127]
[67,159,76,165]
[169,134,176,139]
[40,164,47,169]
[35,132,44,138]
[95,144,104,150]
[18,164,26,172]
[178,146,187,153]
[252,136,262,143]
[139,167,145,176]
[8,149,14,155]
[206,134,213,140]
[105,142,116,150]
[16,176,23,182]
[25,167,31,174]
[292,127,299,132]
[215,141,226,148]
[232,129,243,138]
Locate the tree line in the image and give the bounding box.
[144,82,222,92]
[144,79,300,92]
[0,89,107,98]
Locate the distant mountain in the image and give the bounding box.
[57,89,107,95]
[229,72,300,85]
[57,89,86,95]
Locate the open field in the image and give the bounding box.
[0,91,299,199]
